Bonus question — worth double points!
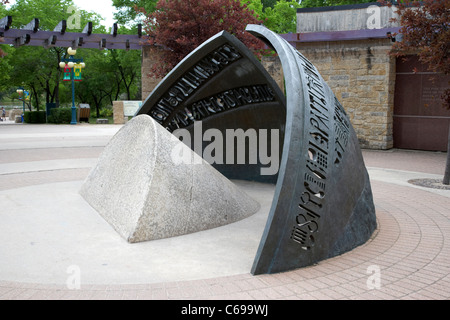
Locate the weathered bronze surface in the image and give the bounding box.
[246,25,376,274]
[137,31,286,183]
[137,26,377,275]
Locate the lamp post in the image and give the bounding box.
[59,47,85,125]
[16,87,26,123]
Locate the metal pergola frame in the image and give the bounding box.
[0,16,144,50]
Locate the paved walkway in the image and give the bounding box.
[0,120,449,300]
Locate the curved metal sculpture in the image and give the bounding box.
[137,25,377,275]
[245,25,376,274]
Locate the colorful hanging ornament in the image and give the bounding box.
[74,63,82,82]
[63,65,72,81]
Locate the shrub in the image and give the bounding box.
[47,108,72,124]
[99,107,113,118]
[38,111,46,123]
[23,111,46,124]
[23,111,31,123]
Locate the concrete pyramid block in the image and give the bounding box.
[80,115,260,243]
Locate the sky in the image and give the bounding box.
[5,0,118,27]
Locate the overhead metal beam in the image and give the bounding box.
[72,37,84,49]
[99,38,107,49]
[14,34,30,47]
[137,23,142,38]
[0,16,12,31]
[0,27,143,50]
[44,34,57,48]
[54,20,67,34]
[280,27,402,44]
[111,23,118,37]
[82,22,92,36]
[23,18,39,33]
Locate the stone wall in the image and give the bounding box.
[113,101,125,124]
[261,55,284,94]
[296,39,395,149]
[293,2,400,150]
[141,46,163,100]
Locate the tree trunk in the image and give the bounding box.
[444,124,450,185]
[31,86,39,111]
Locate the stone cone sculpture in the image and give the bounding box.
[80,115,260,243]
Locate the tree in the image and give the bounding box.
[262,0,277,8]
[0,45,12,89]
[107,26,143,102]
[138,0,263,77]
[379,0,449,184]
[0,0,9,58]
[245,0,301,33]
[263,0,302,33]
[74,49,116,118]
[110,49,142,101]
[112,0,158,26]
[2,0,105,110]
[72,45,142,118]
[2,0,104,110]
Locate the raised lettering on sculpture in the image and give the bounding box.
[166,84,276,131]
[291,52,330,249]
[151,44,243,128]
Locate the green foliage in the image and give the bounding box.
[0,0,141,119]
[23,111,31,123]
[7,0,103,32]
[0,45,14,90]
[47,107,71,124]
[109,49,142,100]
[244,0,301,33]
[99,107,113,118]
[23,110,46,123]
[6,46,56,110]
[112,0,158,26]
[264,0,302,33]
[262,0,277,8]
[1,0,105,111]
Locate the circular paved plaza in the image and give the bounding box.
[0,120,449,300]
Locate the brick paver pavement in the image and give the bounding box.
[0,122,449,301]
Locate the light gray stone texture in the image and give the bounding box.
[297,4,400,33]
[80,115,260,243]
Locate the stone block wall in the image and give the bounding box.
[141,46,163,100]
[296,39,396,150]
[113,101,125,124]
[261,55,285,94]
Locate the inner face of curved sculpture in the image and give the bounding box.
[138,31,286,184]
[137,26,376,275]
